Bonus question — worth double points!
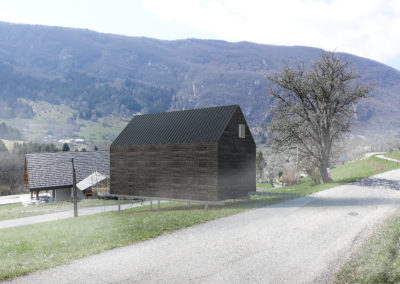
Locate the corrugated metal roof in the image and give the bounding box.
[77,171,108,191]
[111,105,239,146]
[26,151,109,190]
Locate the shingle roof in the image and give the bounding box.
[26,151,109,191]
[111,105,239,146]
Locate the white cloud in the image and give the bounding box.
[143,0,400,66]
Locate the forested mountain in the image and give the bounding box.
[0,21,399,142]
[0,122,23,140]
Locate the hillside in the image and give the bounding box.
[0,21,399,143]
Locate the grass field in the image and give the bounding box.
[1,155,399,281]
[0,198,288,281]
[335,208,400,283]
[385,150,400,161]
[1,99,129,144]
[256,182,276,190]
[0,199,137,221]
[266,156,400,196]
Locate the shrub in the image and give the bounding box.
[282,168,300,186]
[310,168,321,185]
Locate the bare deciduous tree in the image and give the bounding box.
[264,151,283,187]
[256,151,266,178]
[267,52,371,182]
[0,152,24,195]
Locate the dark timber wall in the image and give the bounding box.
[218,108,256,199]
[111,143,219,201]
[110,105,256,202]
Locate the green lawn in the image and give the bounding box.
[256,182,277,190]
[2,99,129,143]
[385,151,400,161]
[0,197,289,281]
[335,208,400,283]
[1,155,399,281]
[268,156,400,196]
[0,199,137,221]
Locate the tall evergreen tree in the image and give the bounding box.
[62,143,70,152]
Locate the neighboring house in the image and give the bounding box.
[77,171,109,198]
[110,105,256,202]
[25,151,109,201]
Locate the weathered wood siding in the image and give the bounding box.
[218,108,256,199]
[110,143,219,201]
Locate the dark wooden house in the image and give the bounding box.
[110,105,255,202]
[25,151,110,201]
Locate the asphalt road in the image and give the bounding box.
[8,169,400,284]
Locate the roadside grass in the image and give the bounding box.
[0,194,298,281]
[0,199,137,221]
[256,182,276,190]
[335,208,400,283]
[1,155,400,280]
[385,151,400,161]
[1,156,397,221]
[268,156,400,196]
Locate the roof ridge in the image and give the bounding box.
[133,104,239,117]
[26,150,110,156]
[111,105,240,146]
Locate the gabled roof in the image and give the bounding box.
[112,105,239,146]
[25,151,109,191]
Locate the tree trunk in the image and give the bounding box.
[319,166,328,183]
[319,158,331,183]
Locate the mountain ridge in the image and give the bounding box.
[0,21,399,143]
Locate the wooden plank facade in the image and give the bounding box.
[218,107,256,200]
[110,105,255,202]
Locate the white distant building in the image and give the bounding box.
[58,139,73,144]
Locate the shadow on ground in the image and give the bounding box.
[352,178,400,190]
[271,195,400,208]
[121,177,400,212]
[232,177,400,210]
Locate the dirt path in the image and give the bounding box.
[376,154,400,163]
[8,169,400,284]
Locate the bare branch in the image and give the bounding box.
[266,52,372,182]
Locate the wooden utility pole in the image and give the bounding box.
[72,158,78,217]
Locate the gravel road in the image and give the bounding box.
[8,169,400,284]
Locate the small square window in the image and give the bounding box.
[239,124,245,138]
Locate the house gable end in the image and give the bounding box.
[217,106,255,145]
[217,106,256,200]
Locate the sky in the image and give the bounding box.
[0,0,399,70]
